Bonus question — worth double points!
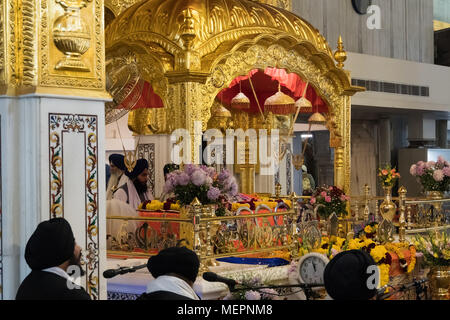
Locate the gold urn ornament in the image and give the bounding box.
[429,266,450,300]
[53,0,92,72]
[379,186,397,222]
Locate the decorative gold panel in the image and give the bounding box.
[0,0,106,97]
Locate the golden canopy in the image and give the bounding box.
[105,0,364,193]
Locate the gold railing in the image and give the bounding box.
[106,193,303,271]
[349,185,449,241]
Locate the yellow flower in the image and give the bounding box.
[336,237,346,248]
[138,203,143,210]
[146,200,163,211]
[433,253,439,258]
[314,248,328,256]
[364,239,375,248]
[378,264,390,288]
[370,245,388,263]
[231,203,250,211]
[348,239,363,250]
[170,203,180,211]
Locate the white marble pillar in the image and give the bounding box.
[0,95,107,300]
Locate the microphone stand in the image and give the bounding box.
[230,283,324,301]
[376,279,428,300]
[104,264,147,278]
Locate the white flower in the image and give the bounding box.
[244,290,261,300]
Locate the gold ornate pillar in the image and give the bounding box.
[0,0,107,97]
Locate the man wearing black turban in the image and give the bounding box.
[323,250,379,300]
[16,218,91,300]
[138,247,200,300]
[114,158,153,210]
[107,153,128,200]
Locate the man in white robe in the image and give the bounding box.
[106,154,129,200]
[114,158,154,210]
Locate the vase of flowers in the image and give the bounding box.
[310,186,350,220]
[410,156,450,193]
[163,164,238,216]
[414,232,450,300]
[410,156,450,212]
[378,165,400,222]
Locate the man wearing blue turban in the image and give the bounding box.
[114,158,154,210]
[106,154,129,200]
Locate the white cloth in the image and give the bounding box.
[113,179,154,211]
[42,267,70,281]
[146,275,199,300]
[106,173,128,200]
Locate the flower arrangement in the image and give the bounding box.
[298,234,418,288]
[410,156,450,192]
[414,231,450,266]
[138,199,180,211]
[222,276,282,300]
[378,164,400,188]
[163,165,238,210]
[309,186,350,219]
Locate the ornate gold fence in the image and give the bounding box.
[350,185,450,241]
[106,194,302,271]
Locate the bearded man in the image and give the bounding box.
[114,158,154,210]
[106,154,129,200]
[16,218,90,300]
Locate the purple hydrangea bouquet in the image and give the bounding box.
[163,164,238,214]
[410,156,450,192]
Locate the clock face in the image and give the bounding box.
[298,253,329,285]
[351,0,373,15]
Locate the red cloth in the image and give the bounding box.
[219,68,328,114]
[117,80,164,110]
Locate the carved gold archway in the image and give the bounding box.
[104,0,364,194]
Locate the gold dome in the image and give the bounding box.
[106,0,333,62]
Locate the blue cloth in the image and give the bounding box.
[216,257,290,268]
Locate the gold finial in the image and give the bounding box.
[334,36,347,69]
[190,197,201,206]
[180,8,196,49]
[290,192,299,199]
[275,183,282,198]
[399,186,407,195]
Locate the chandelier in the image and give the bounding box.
[264,83,296,115]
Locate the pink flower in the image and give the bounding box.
[437,156,445,164]
[177,172,190,186]
[410,164,417,176]
[325,196,332,203]
[245,291,261,300]
[433,169,444,182]
[191,170,206,186]
[426,161,436,169]
[416,165,425,176]
[321,191,327,197]
[310,197,316,205]
[443,167,450,177]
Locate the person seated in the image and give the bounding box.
[323,250,378,300]
[16,218,90,300]
[137,247,200,300]
[107,154,129,200]
[114,158,154,210]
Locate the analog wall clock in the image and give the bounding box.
[351,0,373,15]
[297,253,329,285]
